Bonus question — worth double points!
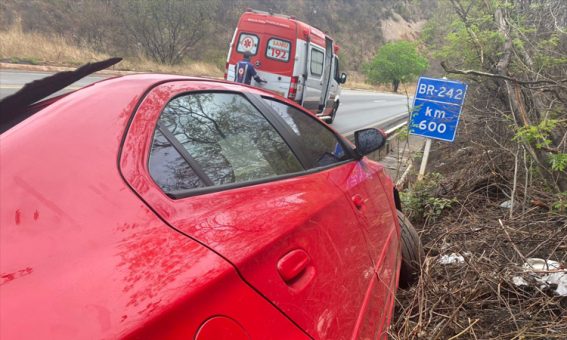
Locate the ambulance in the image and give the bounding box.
[225,9,347,123]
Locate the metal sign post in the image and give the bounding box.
[410,77,468,180]
[418,139,432,181]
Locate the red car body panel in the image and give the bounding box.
[121,80,400,338]
[0,76,307,339]
[325,161,401,338]
[0,74,401,339]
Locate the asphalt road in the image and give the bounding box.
[0,70,107,101]
[0,70,410,135]
[333,89,410,135]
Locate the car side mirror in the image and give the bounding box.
[339,72,347,84]
[354,128,386,157]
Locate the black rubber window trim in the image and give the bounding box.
[167,158,354,199]
[165,156,355,199]
[145,89,359,201]
[148,90,307,198]
[155,122,214,186]
[259,96,358,164]
[243,93,310,169]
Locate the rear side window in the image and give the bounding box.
[310,49,324,77]
[236,33,259,56]
[266,38,291,62]
[263,98,352,168]
[148,92,303,194]
[149,130,207,192]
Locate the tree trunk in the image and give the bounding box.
[493,8,566,192]
[444,3,567,192]
[392,79,400,93]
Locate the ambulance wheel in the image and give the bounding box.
[398,210,424,289]
[327,102,339,124]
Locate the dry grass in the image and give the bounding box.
[345,71,390,91]
[0,25,107,66]
[392,194,567,339]
[2,25,432,87]
[119,59,222,77]
[390,104,567,339]
[0,25,222,77]
[345,71,418,95]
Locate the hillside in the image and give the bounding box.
[0,0,433,71]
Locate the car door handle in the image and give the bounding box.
[277,249,310,283]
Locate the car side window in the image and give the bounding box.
[310,48,324,77]
[149,130,208,192]
[148,92,303,193]
[263,98,352,169]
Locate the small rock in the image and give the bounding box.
[500,200,513,209]
[455,146,473,156]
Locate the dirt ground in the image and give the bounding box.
[388,112,567,339]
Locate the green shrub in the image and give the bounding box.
[401,173,457,224]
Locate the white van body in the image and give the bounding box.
[225,10,347,123]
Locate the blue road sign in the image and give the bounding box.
[409,77,467,142]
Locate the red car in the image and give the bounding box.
[0,60,422,339]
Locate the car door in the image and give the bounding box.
[326,158,401,338]
[257,35,294,97]
[301,45,324,113]
[120,81,379,339]
[262,97,397,338]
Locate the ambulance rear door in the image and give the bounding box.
[255,35,294,97]
[301,44,325,113]
[318,37,334,111]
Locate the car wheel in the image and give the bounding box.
[397,210,424,288]
[327,101,339,124]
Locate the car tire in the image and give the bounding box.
[327,101,339,124]
[397,210,424,288]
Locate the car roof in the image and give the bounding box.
[82,73,307,112]
[1,72,311,136]
[66,73,288,99]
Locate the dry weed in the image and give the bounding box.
[0,24,222,77]
[391,102,567,339]
[341,71,418,94]
[391,205,566,339]
[0,24,107,65]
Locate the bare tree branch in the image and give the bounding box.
[441,61,567,88]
